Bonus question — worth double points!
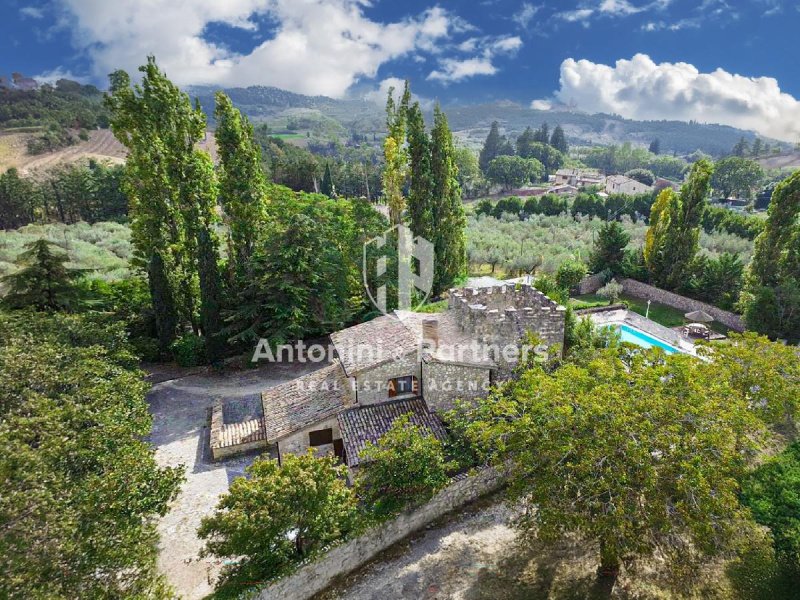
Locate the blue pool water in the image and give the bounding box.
[614,324,681,354]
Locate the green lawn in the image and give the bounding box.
[571,293,732,334]
[571,293,686,328]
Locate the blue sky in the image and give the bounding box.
[2,0,800,139]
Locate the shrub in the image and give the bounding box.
[171,334,206,367]
[597,279,623,304]
[356,414,451,517]
[555,259,587,291]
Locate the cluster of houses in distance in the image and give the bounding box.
[512,168,680,199]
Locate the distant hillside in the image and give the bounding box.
[188,85,782,158]
[0,79,109,130]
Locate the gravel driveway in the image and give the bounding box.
[147,361,322,600]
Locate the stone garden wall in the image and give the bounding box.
[618,278,745,331]
[253,467,504,600]
[575,272,606,295]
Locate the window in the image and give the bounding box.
[388,375,418,398]
[309,428,333,447]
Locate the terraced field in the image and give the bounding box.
[0,129,218,173]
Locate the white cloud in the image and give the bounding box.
[428,57,497,83]
[20,6,45,19]
[542,53,800,141]
[33,67,90,85]
[556,8,595,22]
[513,3,541,28]
[54,0,462,97]
[530,99,552,110]
[362,76,433,109]
[428,34,522,84]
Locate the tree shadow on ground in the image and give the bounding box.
[462,535,618,600]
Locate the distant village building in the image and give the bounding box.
[605,175,653,196]
[546,184,579,196]
[210,284,567,470]
[554,168,605,188]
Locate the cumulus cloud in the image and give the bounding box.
[428,34,522,83]
[34,67,90,85]
[536,54,800,141]
[54,0,462,97]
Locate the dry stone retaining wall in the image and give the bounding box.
[253,467,504,600]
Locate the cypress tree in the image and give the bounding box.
[406,102,434,242]
[479,121,503,173]
[321,162,334,198]
[382,82,410,224]
[198,227,224,365]
[430,104,467,296]
[533,122,550,144]
[550,125,568,155]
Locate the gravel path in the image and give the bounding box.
[147,361,322,600]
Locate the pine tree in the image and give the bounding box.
[550,125,568,155]
[430,105,467,295]
[479,121,503,173]
[648,138,661,155]
[516,126,535,157]
[590,221,630,274]
[320,162,334,198]
[1,239,84,311]
[214,91,268,270]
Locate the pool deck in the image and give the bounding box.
[584,309,697,355]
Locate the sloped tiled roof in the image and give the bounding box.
[337,397,448,467]
[261,362,354,441]
[330,315,419,376]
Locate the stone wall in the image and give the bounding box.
[619,278,745,331]
[277,416,342,460]
[576,272,606,295]
[355,352,421,406]
[448,284,566,356]
[253,467,504,600]
[421,361,491,413]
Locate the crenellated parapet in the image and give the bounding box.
[448,284,566,353]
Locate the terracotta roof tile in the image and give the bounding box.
[337,397,448,467]
[262,362,354,441]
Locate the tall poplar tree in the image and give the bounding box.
[644,159,712,289]
[430,104,467,295]
[742,170,800,341]
[214,92,268,271]
[106,57,223,357]
[382,82,410,224]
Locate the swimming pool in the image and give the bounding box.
[613,324,682,354]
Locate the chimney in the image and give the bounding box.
[422,318,439,351]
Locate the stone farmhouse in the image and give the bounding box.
[210,284,566,470]
[605,174,653,196]
[553,168,606,188]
